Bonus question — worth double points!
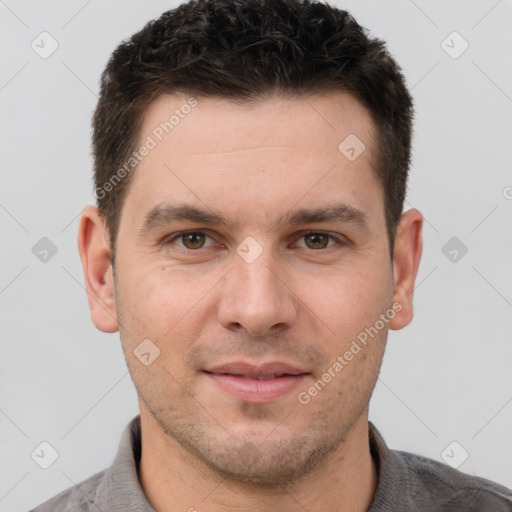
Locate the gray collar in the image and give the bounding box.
[94,416,155,511]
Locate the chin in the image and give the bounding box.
[179,430,339,487]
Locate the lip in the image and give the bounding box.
[203,361,309,403]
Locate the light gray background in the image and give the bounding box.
[1,1,511,510]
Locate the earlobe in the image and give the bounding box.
[77,206,119,333]
[389,208,423,331]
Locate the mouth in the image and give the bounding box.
[203,361,310,403]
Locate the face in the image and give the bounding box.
[92,92,410,485]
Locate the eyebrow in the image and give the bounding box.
[138,202,368,235]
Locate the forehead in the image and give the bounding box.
[122,91,384,233]
[139,91,376,159]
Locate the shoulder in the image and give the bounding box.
[29,416,151,512]
[29,470,105,512]
[368,423,512,511]
[397,449,512,511]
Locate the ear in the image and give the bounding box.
[77,206,118,333]
[389,208,423,330]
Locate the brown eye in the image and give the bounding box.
[164,230,218,253]
[303,233,331,249]
[181,232,207,249]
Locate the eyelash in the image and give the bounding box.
[162,230,346,253]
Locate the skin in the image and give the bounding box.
[79,91,423,512]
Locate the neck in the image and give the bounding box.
[138,409,377,512]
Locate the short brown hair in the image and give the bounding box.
[92,0,413,260]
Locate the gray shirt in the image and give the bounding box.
[31,415,512,511]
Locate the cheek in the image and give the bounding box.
[301,264,393,339]
[114,266,205,392]
[115,262,217,348]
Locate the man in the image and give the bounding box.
[32,0,512,510]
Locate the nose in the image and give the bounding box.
[216,249,298,337]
